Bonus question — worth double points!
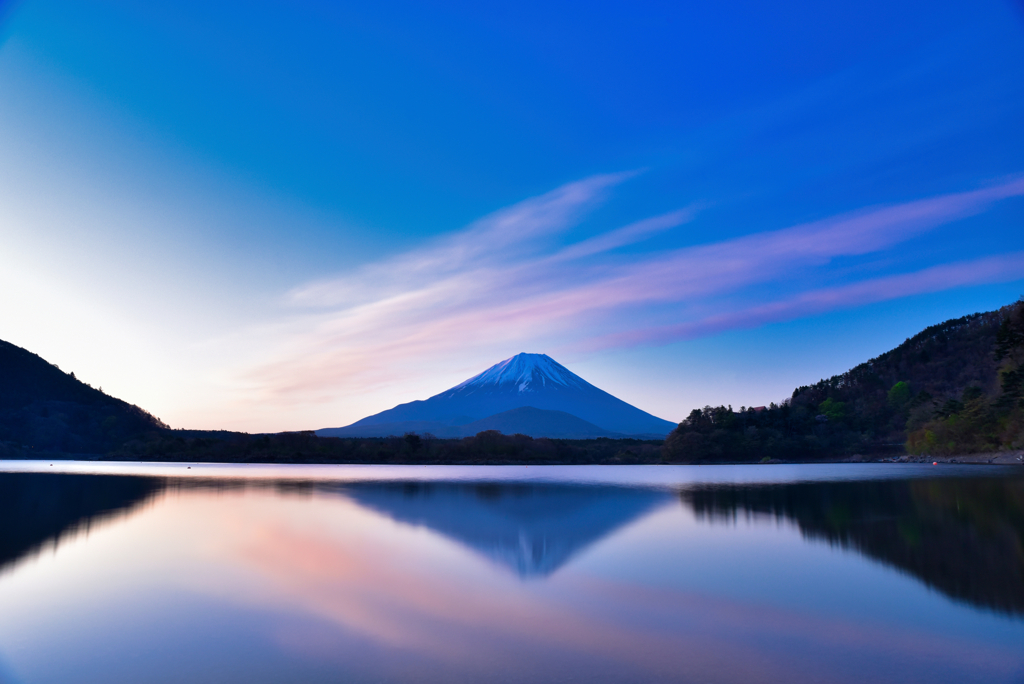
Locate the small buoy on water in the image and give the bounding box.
[933,462,937,465]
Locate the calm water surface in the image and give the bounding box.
[0,462,1022,684]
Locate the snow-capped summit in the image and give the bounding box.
[447,353,589,394]
[318,352,677,439]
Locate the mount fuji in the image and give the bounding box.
[317,353,676,439]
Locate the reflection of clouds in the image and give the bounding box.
[221,503,639,668]
[227,512,668,671]
[197,491,1021,683]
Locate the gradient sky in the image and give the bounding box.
[1,0,1023,432]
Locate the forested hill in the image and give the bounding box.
[664,298,1024,462]
[0,339,167,456]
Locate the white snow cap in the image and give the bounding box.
[453,353,590,393]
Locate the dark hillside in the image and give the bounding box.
[664,298,1024,462]
[0,340,168,455]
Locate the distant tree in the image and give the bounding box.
[818,397,847,421]
[995,298,1024,362]
[887,381,912,409]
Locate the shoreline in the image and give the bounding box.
[757,451,1024,465]
[851,451,1024,465]
[3,452,1023,467]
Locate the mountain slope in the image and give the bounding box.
[0,339,167,455]
[321,406,623,439]
[320,353,675,437]
[460,407,621,438]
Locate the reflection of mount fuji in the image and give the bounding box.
[341,483,671,577]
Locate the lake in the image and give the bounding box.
[0,462,1022,684]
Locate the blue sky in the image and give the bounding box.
[1,0,1023,431]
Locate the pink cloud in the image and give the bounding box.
[236,176,1024,406]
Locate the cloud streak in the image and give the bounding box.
[582,252,1024,351]
[288,171,637,309]
[240,175,1024,408]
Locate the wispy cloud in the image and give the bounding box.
[287,171,637,309]
[581,252,1024,351]
[240,175,1024,407]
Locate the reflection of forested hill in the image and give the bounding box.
[683,477,1024,614]
[0,473,164,573]
[341,483,669,577]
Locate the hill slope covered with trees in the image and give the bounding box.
[664,299,1024,462]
